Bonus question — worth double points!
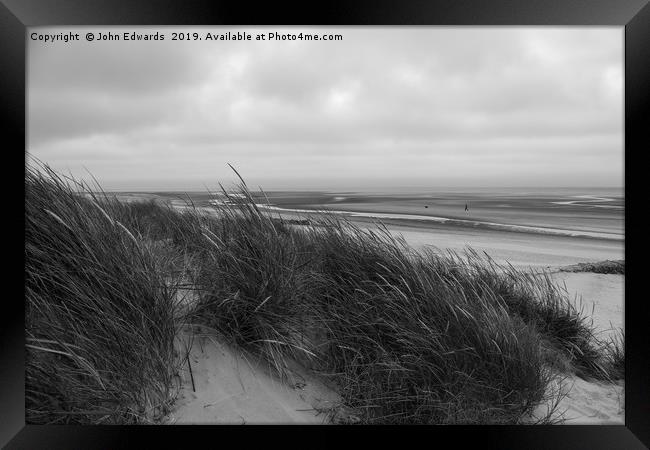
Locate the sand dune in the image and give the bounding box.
[169,329,624,425]
[168,271,625,425]
[162,204,624,425]
[167,331,343,424]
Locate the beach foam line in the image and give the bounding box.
[551,195,623,209]
[255,204,623,241]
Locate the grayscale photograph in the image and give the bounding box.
[26,26,624,425]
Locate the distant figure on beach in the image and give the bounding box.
[425,205,428,208]
[465,203,468,212]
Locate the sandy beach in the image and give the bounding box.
[360,221,623,269]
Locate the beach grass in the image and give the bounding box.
[25,163,184,424]
[458,255,611,381]
[603,328,625,381]
[25,163,623,424]
[560,260,625,275]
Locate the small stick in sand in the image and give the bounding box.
[187,353,196,392]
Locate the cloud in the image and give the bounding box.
[28,27,623,189]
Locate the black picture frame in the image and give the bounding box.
[2,0,648,448]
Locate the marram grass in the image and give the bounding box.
[25,163,184,424]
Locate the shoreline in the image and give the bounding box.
[268,211,624,269]
[252,203,623,241]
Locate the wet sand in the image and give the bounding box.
[252,188,623,238]
[369,222,623,268]
[268,209,623,269]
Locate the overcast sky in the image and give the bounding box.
[28,27,623,191]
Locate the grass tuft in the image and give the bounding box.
[25,162,183,424]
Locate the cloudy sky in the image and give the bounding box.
[28,27,623,191]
